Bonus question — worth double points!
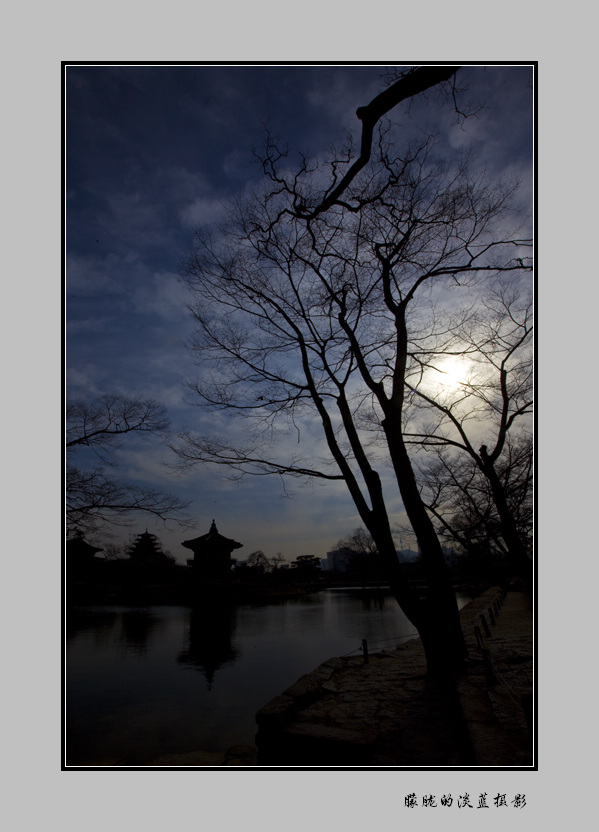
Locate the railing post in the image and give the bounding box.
[480,613,491,638]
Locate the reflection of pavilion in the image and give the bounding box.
[177,604,238,689]
[182,520,243,580]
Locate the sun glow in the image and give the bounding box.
[430,356,469,392]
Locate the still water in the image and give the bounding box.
[66,588,470,765]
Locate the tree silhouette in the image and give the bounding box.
[175,69,532,673]
[289,555,322,580]
[66,394,189,534]
[417,435,532,573]
[404,282,533,580]
[334,527,384,581]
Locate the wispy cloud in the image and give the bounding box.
[179,196,227,228]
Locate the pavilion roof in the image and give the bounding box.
[182,520,243,552]
[66,532,103,556]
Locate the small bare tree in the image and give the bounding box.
[417,435,532,566]
[66,395,169,454]
[66,394,190,534]
[335,527,384,582]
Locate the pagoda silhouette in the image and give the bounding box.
[182,520,242,580]
[127,530,169,564]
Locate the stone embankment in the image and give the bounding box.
[254,586,533,767]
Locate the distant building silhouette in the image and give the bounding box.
[325,548,351,572]
[324,546,423,572]
[397,548,420,563]
[66,530,103,578]
[182,520,243,579]
[127,530,169,564]
[66,530,103,562]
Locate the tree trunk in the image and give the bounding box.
[417,585,469,676]
[376,418,468,673]
[377,533,467,675]
[480,445,532,591]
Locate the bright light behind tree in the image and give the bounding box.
[417,355,473,398]
[432,356,469,391]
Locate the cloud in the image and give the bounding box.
[446,117,490,150]
[179,197,226,229]
[102,190,167,249]
[65,366,105,398]
[66,315,116,335]
[116,442,180,486]
[222,148,256,181]
[303,68,382,132]
[130,270,190,320]
[66,252,128,297]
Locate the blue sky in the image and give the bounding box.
[65,63,533,563]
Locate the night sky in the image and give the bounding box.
[65,63,533,563]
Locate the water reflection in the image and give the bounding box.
[65,608,120,646]
[119,609,162,656]
[178,603,238,689]
[358,588,386,610]
[66,590,470,765]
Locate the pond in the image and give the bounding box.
[65,588,471,766]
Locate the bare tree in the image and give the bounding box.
[336,527,379,558]
[417,434,533,568]
[175,102,531,674]
[245,550,272,572]
[66,394,190,534]
[335,527,384,581]
[66,395,169,456]
[404,282,533,581]
[297,65,460,220]
[269,553,286,571]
